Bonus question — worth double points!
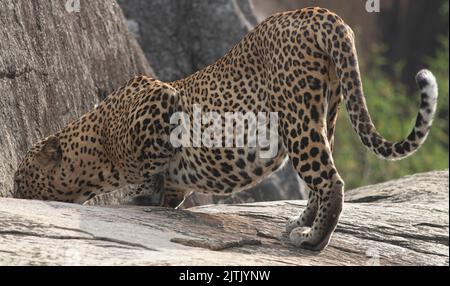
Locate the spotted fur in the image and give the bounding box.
[14,8,438,250]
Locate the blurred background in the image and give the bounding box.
[0,0,448,204]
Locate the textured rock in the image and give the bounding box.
[0,170,447,266]
[0,0,153,198]
[117,0,258,82]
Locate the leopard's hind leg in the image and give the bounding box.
[286,81,342,232]
[282,71,344,250]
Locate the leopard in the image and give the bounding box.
[13,7,438,251]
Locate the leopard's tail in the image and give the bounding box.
[318,12,438,161]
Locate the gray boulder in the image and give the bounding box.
[117,0,258,82]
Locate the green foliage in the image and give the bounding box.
[334,18,449,190]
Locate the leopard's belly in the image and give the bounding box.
[166,144,288,195]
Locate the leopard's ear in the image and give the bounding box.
[36,135,62,170]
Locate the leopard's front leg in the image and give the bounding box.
[126,173,166,206]
[126,85,180,207]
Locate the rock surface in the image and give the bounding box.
[0,170,447,266]
[117,0,258,82]
[0,0,152,198]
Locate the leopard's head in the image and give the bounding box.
[13,135,64,201]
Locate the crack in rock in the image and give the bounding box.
[0,229,157,252]
[346,195,393,203]
[170,237,261,251]
[335,228,448,257]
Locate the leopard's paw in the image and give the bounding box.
[286,216,304,233]
[288,226,331,251]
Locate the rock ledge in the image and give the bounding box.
[0,171,448,266]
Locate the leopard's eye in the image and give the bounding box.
[14,172,22,182]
